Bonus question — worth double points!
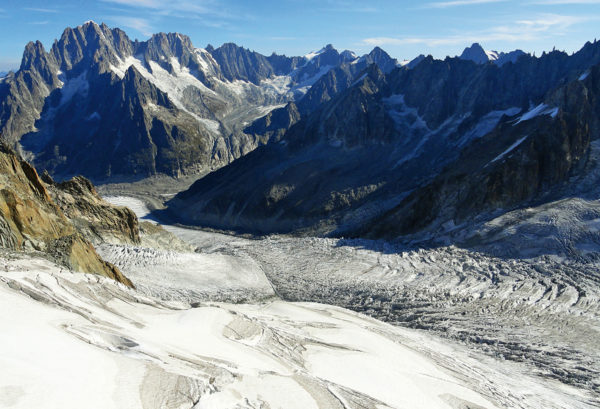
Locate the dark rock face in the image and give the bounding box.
[168,41,600,239]
[51,22,132,74]
[358,47,398,73]
[495,49,526,66]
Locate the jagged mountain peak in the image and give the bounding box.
[367,46,393,61]
[20,40,48,70]
[149,31,193,45]
[50,22,133,74]
[142,31,196,65]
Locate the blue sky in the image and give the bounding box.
[0,0,599,71]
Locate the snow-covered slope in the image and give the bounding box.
[1,242,593,409]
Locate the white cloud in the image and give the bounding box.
[100,0,237,28]
[514,14,587,32]
[531,0,600,3]
[100,0,215,15]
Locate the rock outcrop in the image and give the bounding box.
[43,173,140,245]
[0,142,132,286]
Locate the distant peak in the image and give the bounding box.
[460,43,490,64]
[305,44,337,61]
[368,46,390,58]
[341,50,358,61]
[467,42,484,50]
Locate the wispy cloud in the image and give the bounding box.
[319,0,379,12]
[29,21,50,25]
[24,7,58,13]
[102,0,161,7]
[363,13,591,48]
[100,0,238,28]
[107,16,153,37]
[514,14,586,32]
[425,0,505,8]
[531,0,600,3]
[101,0,217,16]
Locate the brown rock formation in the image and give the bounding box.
[0,142,132,287]
[44,173,140,245]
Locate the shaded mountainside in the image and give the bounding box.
[168,40,600,239]
[0,142,132,286]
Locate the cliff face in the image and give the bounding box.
[0,143,132,287]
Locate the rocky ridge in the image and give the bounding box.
[0,142,132,286]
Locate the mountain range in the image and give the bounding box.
[0,21,410,181]
[168,40,600,241]
[4,22,599,243]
